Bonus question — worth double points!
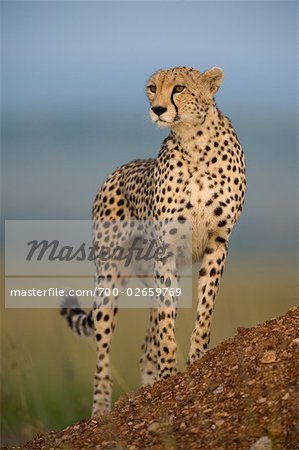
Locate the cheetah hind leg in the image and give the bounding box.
[131,253,159,386]
[139,307,159,386]
[91,221,135,416]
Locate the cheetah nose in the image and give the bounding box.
[151,106,167,116]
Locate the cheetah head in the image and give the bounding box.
[146,66,224,128]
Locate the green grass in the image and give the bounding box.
[1,260,297,446]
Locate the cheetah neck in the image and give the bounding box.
[170,104,229,161]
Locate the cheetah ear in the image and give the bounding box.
[201,67,224,96]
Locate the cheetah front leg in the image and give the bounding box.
[188,241,228,364]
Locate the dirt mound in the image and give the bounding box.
[11,307,299,450]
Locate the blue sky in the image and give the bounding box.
[2,1,297,114]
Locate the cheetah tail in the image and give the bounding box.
[60,290,94,337]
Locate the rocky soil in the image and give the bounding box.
[6,307,299,450]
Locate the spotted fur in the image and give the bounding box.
[61,66,246,417]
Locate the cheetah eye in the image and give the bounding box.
[147,85,156,94]
[173,85,185,94]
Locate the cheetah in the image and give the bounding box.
[60,66,246,417]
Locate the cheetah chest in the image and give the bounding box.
[154,158,215,261]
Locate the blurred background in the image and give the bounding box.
[1,1,298,446]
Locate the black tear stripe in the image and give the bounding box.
[171,90,178,116]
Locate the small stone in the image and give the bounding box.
[291,337,299,347]
[250,436,272,450]
[179,422,186,430]
[257,397,267,403]
[282,392,290,400]
[218,412,229,417]
[128,421,133,426]
[214,385,224,394]
[148,422,160,432]
[216,419,225,427]
[261,350,276,364]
